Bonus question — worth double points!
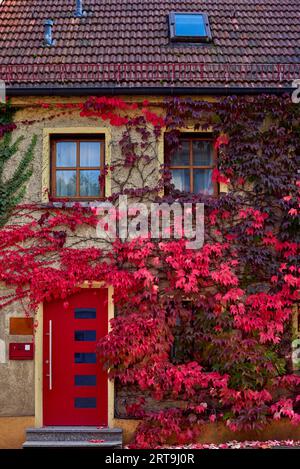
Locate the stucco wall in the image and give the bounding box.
[0,95,165,422]
[0,302,34,417]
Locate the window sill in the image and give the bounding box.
[36,200,107,209]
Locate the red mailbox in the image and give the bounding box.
[9,343,34,360]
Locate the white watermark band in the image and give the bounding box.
[92,196,205,250]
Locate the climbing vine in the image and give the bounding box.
[0,102,37,226]
[0,94,299,447]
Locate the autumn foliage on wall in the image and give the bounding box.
[0,94,299,447]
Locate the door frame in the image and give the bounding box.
[34,283,114,427]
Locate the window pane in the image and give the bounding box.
[171,141,189,166]
[56,142,76,167]
[80,170,100,197]
[175,14,206,37]
[75,375,96,386]
[194,169,213,194]
[75,353,96,364]
[80,142,101,167]
[56,170,76,197]
[193,141,213,165]
[75,397,96,408]
[171,169,190,192]
[75,330,96,342]
[75,308,96,319]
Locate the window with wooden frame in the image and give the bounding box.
[169,135,217,195]
[51,135,105,200]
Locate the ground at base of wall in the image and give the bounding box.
[0,417,300,449]
[122,419,300,446]
[131,440,300,449]
[0,416,34,449]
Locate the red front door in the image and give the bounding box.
[43,288,108,426]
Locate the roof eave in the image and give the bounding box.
[5,85,293,97]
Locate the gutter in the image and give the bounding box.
[6,86,293,97]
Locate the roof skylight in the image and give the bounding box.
[169,12,212,43]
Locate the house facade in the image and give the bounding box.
[0,0,299,448]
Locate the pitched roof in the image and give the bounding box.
[0,0,299,89]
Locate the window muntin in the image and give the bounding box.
[51,136,105,200]
[169,12,212,43]
[169,137,216,195]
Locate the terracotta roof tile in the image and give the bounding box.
[0,0,299,88]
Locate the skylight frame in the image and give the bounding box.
[169,12,212,43]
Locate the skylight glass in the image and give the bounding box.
[174,14,206,37]
[169,12,212,43]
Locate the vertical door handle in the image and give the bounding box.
[49,319,53,390]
